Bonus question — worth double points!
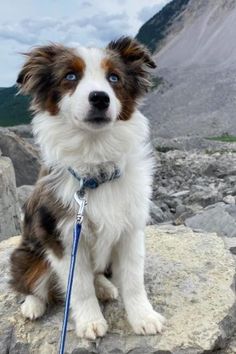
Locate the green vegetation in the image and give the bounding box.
[0,86,31,127]
[136,0,190,53]
[206,134,236,143]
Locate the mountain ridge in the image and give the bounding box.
[136,0,190,53]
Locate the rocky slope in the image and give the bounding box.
[138,0,236,138]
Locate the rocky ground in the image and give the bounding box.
[0,225,235,354]
[151,141,236,227]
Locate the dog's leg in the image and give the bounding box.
[10,246,50,320]
[94,274,118,302]
[50,238,108,340]
[112,229,165,335]
[21,270,51,319]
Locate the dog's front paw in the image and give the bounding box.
[21,295,46,320]
[76,318,108,340]
[129,310,165,335]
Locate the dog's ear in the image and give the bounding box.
[107,37,156,95]
[17,44,62,96]
[107,36,156,69]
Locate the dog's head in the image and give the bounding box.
[17,37,156,131]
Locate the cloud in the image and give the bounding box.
[0,12,130,48]
[138,3,166,22]
[20,18,60,33]
[0,24,37,45]
[81,1,92,7]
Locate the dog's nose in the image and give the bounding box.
[89,91,110,110]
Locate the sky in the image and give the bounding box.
[0,0,171,87]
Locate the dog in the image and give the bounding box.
[10,37,165,339]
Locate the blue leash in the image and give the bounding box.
[58,191,86,354]
[58,166,121,354]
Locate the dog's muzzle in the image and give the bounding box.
[85,91,111,126]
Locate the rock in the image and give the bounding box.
[149,201,166,224]
[223,195,236,205]
[187,187,222,207]
[225,333,236,354]
[170,190,190,198]
[0,127,40,186]
[1,225,235,354]
[8,125,33,139]
[223,237,236,257]
[153,150,236,222]
[17,185,34,209]
[185,203,236,237]
[0,157,21,240]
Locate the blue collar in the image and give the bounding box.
[67,166,121,190]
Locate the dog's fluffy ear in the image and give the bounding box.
[17,44,62,96]
[107,36,156,69]
[107,37,156,95]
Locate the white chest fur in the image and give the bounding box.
[33,109,153,271]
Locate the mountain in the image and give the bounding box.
[136,0,190,53]
[138,0,236,138]
[0,86,31,127]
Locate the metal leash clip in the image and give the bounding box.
[74,191,87,224]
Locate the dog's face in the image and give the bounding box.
[17,37,156,131]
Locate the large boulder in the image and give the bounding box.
[0,156,21,240]
[0,225,235,354]
[185,202,236,237]
[0,127,40,186]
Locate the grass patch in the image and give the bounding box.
[206,134,236,143]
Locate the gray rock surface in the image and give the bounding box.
[185,203,236,237]
[17,185,34,209]
[8,125,33,139]
[149,201,166,224]
[0,127,40,186]
[1,225,235,354]
[153,149,236,223]
[0,157,21,240]
[225,333,236,354]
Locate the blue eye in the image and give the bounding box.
[108,73,119,83]
[65,73,77,81]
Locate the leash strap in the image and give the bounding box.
[58,193,86,354]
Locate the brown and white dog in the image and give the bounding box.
[10,37,165,339]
